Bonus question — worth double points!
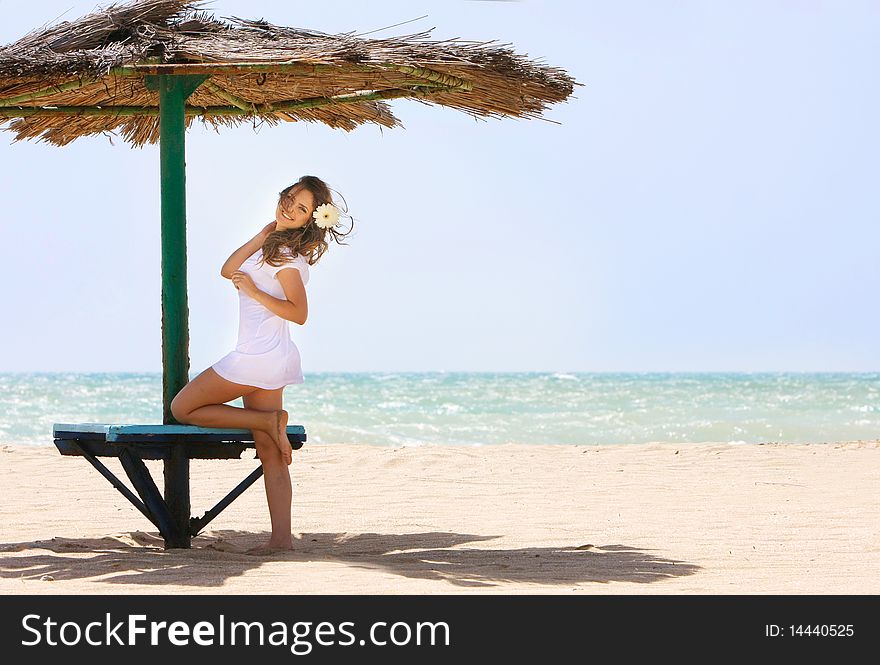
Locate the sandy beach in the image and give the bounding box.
[1,441,878,595]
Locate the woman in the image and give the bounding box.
[170,175,350,554]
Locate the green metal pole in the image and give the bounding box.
[146,73,207,549]
[146,74,207,425]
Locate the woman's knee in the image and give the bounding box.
[170,392,192,423]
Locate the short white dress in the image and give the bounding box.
[212,248,310,390]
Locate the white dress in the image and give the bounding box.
[212,248,310,390]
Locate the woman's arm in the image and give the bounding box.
[246,290,307,326]
[220,222,276,279]
[230,268,308,325]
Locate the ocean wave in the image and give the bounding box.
[2,372,879,447]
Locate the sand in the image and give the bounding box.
[0,441,878,594]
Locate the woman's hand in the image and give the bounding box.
[231,271,259,298]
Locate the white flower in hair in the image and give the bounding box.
[313,203,340,229]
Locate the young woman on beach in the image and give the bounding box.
[170,175,350,554]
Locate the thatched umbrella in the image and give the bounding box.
[1,0,577,547]
[0,0,576,144]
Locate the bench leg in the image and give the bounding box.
[163,445,191,549]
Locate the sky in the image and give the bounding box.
[1,0,878,373]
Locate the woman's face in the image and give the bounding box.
[275,187,317,230]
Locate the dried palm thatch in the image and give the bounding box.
[0,0,578,147]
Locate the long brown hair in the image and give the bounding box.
[260,175,353,267]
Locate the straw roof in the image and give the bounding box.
[0,0,578,147]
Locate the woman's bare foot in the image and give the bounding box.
[266,409,293,465]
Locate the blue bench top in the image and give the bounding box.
[53,423,306,442]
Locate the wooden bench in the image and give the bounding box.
[53,423,306,549]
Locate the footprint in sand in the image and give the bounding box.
[204,540,245,553]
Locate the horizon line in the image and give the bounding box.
[2,370,879,376]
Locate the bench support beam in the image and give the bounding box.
[120,449,179,544]
[71,442,156,528]
[191,465,264,536]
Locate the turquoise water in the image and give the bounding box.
[1,372,878,447]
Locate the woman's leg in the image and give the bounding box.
[244,388,294,552]
[170,368,291,459]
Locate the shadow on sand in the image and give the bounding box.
[0,530,700,589]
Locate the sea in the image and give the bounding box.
[1,372,878,447]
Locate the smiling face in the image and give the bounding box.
[275,186,317,230]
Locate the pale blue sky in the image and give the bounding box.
[1,1,878,373]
